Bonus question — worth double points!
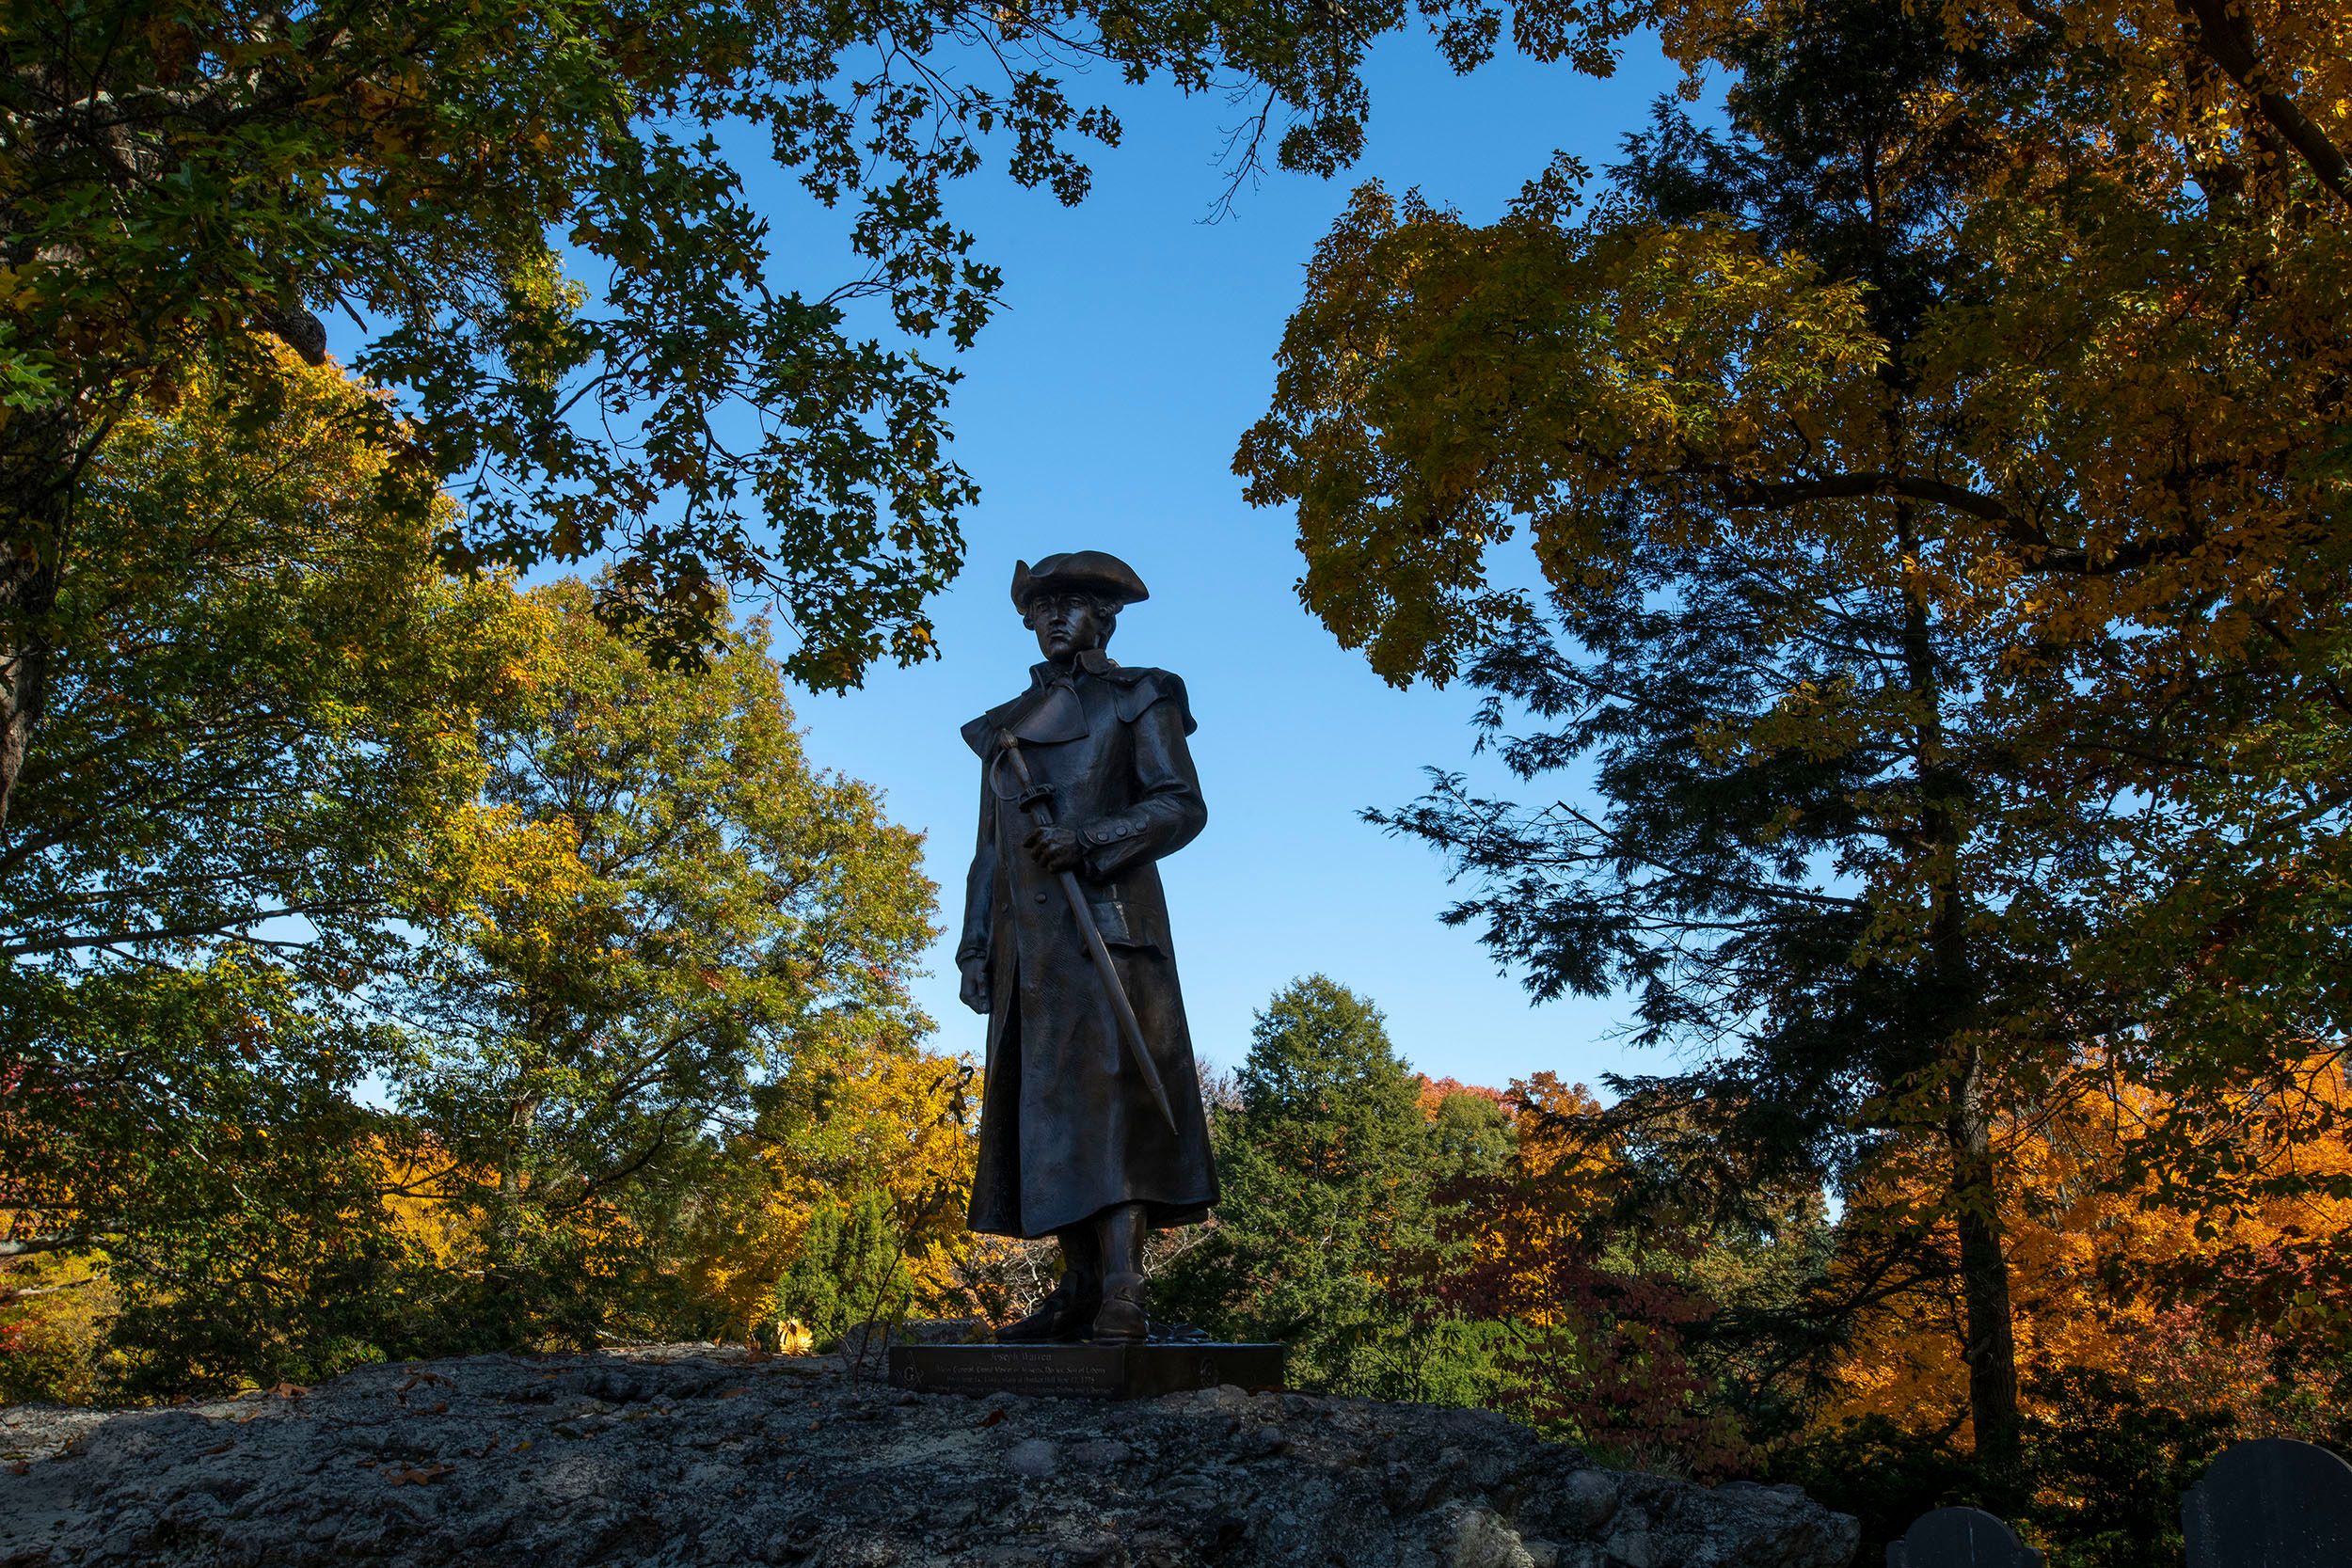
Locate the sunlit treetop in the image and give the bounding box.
[1237,0,2352,694]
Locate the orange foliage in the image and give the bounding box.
[1436,1072,1756,1477]
[1826,1059,2352,1440]
[1414,1074,1510,1121]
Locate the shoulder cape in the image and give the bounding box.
[961,666,1196,757]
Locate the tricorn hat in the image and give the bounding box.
[1009,551,1151,614]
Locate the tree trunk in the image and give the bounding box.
[0,421,74,847]
[495,1087,539,1254]
[0,594,54,845]
[1947,1040,2024,1478]
[1894,499,2025,1481]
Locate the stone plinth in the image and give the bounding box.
[887,1341,1285,1400]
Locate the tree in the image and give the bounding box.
[0,348,537,975]
[1426,1083,1514,1180]
[391,578,937,1344]
[1776,1056,2350,1565]
[1243,3,2090,1473]
[1156,975,1452,1394]
[0,352,555,1390]
[0,346,949,1384]
[686,1041,981,1348]
[0,348,545,1384]
[1417,1070,1845,1478]
[0,0,1415,834]
[761,1191,917,1352]
[1236,0,2352,1478]
[1824,1060,2352,1447]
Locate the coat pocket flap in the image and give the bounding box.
[1088,898,1162,953]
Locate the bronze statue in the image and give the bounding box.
[956,550,1217,1343]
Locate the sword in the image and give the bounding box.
[997,732,1181,1137]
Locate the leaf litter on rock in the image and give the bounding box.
[385,1463,454,1487]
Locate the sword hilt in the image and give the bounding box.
[997,733,1060,816]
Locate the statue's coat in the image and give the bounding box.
[958,650,1216,1238]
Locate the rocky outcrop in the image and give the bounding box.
[0,1343,1857,1567]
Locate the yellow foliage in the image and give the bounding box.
[685,1045,980,1339]
[0,1245,120,1404]
[369,1139,493,1275]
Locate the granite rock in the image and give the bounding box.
[0,1344,1857,1567]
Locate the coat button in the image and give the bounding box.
[1034,892,1048,904]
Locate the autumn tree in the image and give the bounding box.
[0,350,534,1375]
[0,961,424,1393]
[390,579,936,1345]
[0,347,953,1386]
[0,350,535,977]
[1776,1055,2351,1563]
[1423,1072,1833,1477]
[1242,4,2097,1475]
[1236,0,2352,1480]
[686,1042,981,1349]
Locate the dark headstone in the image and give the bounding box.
[2184,1437,2352,1568]
[889,1341,1285,1401]
[1885,1506,2042,1568]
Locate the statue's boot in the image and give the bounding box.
[1089,1202,1151,1345]
[1089,1273,1149,1344]
[995,1276,1101,1342]
[996,1228,1101,1343]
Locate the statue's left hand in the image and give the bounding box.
[1023,824,1085,872]
[959,958,992,1015]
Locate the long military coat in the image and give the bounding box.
[958,650,1217,1239]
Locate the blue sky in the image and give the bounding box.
[753,36,1694,1091]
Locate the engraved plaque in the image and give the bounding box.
[888,1342,1286,1401]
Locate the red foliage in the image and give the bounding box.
[1422,1072,1753,1476]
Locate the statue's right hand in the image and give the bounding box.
[959,960,991,1015]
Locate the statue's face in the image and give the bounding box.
[1028,592,1110,661]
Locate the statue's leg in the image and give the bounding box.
[1089,1202,1150,1344]
[1057,1223,1103,1303]
[995,1225,1104,1343]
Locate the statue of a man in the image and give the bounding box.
[956,550,1217,1343]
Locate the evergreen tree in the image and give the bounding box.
[1158,975,1449,1395]
[1429,1088,1514,1181]
[763,1191,917,1352]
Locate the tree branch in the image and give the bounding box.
[1686,463,2208,577]
[1700,466,2018,526]
[2175,0,2352,212]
